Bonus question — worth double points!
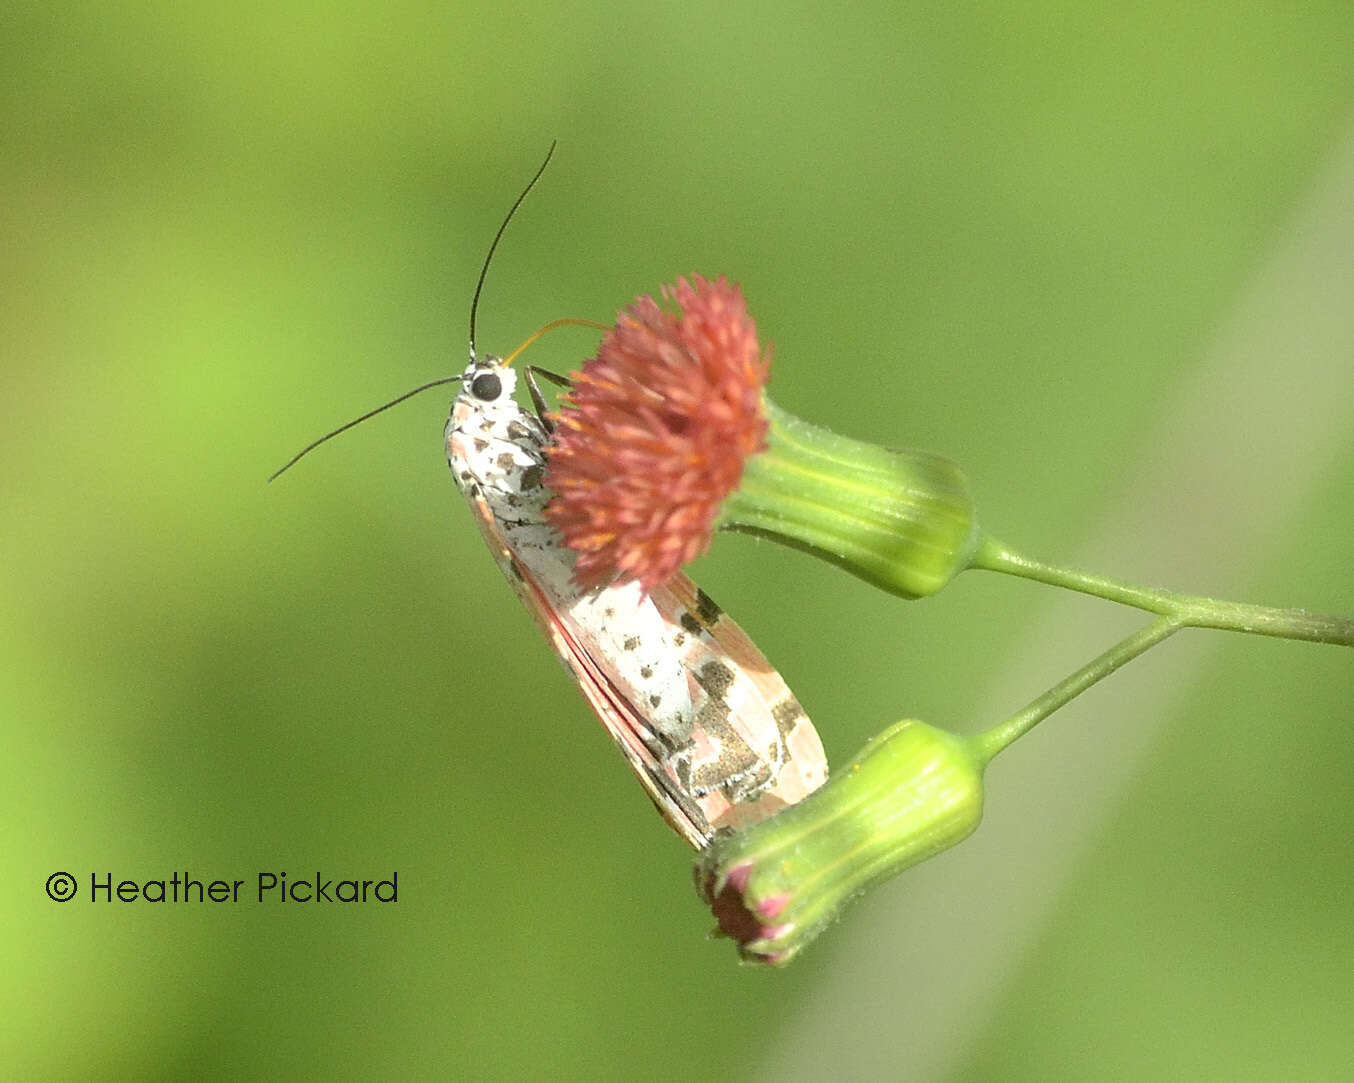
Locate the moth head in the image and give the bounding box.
[462,357,518,406]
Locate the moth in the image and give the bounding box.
[446,355,828,847]
[273,144,828,848]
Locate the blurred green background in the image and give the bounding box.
[5,3,1353,1079]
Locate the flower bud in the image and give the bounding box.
[721,399,979,598]
[696,719,985,965]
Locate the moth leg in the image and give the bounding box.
[524,365,573,432]
[527,365,571,389]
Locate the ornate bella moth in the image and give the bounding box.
[447,355,827,847]
[274,144,828,848]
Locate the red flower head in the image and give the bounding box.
[544,274,770,592]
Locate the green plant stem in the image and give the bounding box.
[971,535,1354,647]
[970,615,1184,765]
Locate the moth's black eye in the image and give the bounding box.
[470,371,502,402]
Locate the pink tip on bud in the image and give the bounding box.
[753,893,790,921]
[695,719,988,965]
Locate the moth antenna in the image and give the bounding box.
[272,142,562,484]
[469,140,557,361]
[268,376,462,482]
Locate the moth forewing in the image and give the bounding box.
[649,574,829,832]
[476,518,712,848]
[446,356,828,848]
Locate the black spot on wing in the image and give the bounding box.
[495,453,517,471]
[679,612,703,637]
[623,636,640,652]
[506,420,533,442]
[695,660,735,700]
[688,723,764,799]
[771,697,806,737]
[664,748,691,789]
[724,757,774,800]
[519,465,544,491]
[695,588,722,626]
[693,694,731,736]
